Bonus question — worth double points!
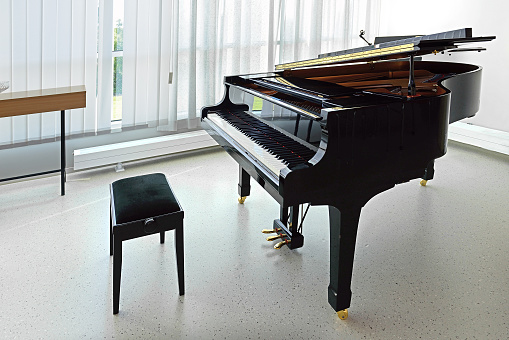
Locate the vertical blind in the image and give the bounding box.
[122,0,174,130]
[0,0,99,146]
[122,0,380,132]
[1,0,380,145]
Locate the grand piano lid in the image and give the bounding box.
[275,28,496,71]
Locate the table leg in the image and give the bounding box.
[61,110,65,196]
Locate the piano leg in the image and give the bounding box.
[279,206,299,229]
[328,205,362,320]
[280,206,289,224]
[420,160,435,186]
[238,166,251,204]
[289,206,299,230]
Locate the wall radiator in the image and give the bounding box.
[73,130,218,171]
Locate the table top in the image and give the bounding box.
[0,85,86,118]
[0,85,85,100]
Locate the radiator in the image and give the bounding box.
[73,130,218,170]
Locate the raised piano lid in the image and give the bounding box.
[275,28,495,70]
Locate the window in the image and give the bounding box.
[112,0,124,121]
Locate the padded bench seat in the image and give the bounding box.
[109,173,184,314]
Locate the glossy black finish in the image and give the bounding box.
[202,85,283,203]
[281,94,450,310]
[213,109,316,169]
[328,206,360,311]
[201,57,484,314]
[441,64,483,123]
[238,166,251,198]
[408,55,416,96]
[61,110,65,195]
[286,28,494,69]
[109,175,184,314]
[273,217,304,249]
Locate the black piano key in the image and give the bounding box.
[215,109,315,167]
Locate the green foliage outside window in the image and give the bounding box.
[113,19,123,96]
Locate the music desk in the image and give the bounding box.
[0,86,86,195]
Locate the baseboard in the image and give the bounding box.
[448,122,509,156]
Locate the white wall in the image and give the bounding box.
[379,0,509,133]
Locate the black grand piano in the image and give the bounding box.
[201,28,495,319]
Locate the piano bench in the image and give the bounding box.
[109,173,184,314]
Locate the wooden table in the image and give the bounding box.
[0,86,86,195]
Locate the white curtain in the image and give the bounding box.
[122,0,380,132]
[278,0,381,64]
[122,0,174,130]
[0,0,100,146]
[0,0,380,144]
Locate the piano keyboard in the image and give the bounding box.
[206,110,315,180]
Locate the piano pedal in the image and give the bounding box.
[271,219,304,249]
[420,179,428,186]
[266,234,285,242]
[274,240,290,249]
[337,309,348,320]
[262,228,281,234]
[238,196,247,204]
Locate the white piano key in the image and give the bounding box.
[207,113,287,178]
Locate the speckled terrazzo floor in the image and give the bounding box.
[1,141,508,339]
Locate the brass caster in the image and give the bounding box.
[337,309,348,320]
[420,179,428,186]
[238,196,247,204]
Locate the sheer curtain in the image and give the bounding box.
[278,0,381,64]
[0,0,99,146]
[0,0,380,145]
[121,0,380,132]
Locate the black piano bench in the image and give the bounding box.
[109,173,184,315]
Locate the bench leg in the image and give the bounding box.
[113,238,122,314]
[109,206,113,256]
[175,223,185,295]
[160,231,165,244]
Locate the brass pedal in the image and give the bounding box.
[274,240,290,249]
[262,228,281,234]
[266,234,284,242]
